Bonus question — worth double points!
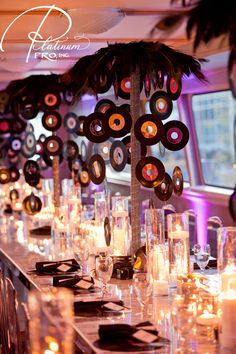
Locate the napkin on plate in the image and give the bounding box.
[74,299,125,316]
[53,275,94,289]
[33,258,80,275]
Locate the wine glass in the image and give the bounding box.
[193,244,211,274]
[73,235,89,275]
[132,272,153,319]
[95,254,113,297]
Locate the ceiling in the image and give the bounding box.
[0,0,230,86]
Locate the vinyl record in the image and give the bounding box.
[43,135,63,156]
[109,140,127,172]
[22,193,42,215]
[156,70,165,89]
[154,172,173,201]
[63,89,75,105]
[0,91,9,105]
[89,70,112,94]
[42,153,63,167]
[93,138,114,164]
[21,143,36,158]
[10,188,19,201]
[36,140,44,155]
[149,91,173,120]
[117,76,131,99]
[121,135,147,165]
[79,167,90,187]
[76,116,86,136]
[88,154,106,185]
[10,137,22,152]
[23,160,40,177]
[40,90,61,110]
[144,74,151,98]
[39,134,46,142]
[80,141,87,162]
[135,156,165,188]
[7,148,17,158]
[25,174,41,187]
[62,140,79,161]
[19,97,38,120]
[11,118,26,134]
[9,166,20,182]
[0,118,11,134]
[166,73,182,100]
[21,132,36,158]
[134,114,164,146]
[63,112,79,133]
[172,166,184,196]
[105,107,132,138]
[113,77,119,100]
[162,120,189,151]
[25,123,34,133]
[68,158,82,173]
[0,168,10,184]
[119,104,130,112]
[83,112,109,143]
[42,111,62,131]
[94,99,116,114]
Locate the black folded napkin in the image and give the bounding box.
[74,299,124,317]
[29,225,51,236]
[94,321,170,352]
[33,259,80,275]
[53,275,94,290]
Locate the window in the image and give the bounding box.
[192,91,236,188]
[146,101,189,181]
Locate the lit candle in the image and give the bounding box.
[196,310,219,326]
[220,289,236,348]
[153,280,169,296]
[113,228,127,256]
[221,264,236,292]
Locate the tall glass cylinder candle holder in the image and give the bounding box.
[51,215,71,259]
[167,213,190,280]
[218,227,236,349]
[29,288,74,354]
[145,208,165,254]
[112,196,130,256]
[149,244,169,296]
[94,191,110,223]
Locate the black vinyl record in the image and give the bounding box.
[22,193,42,215]
[43,135,63,156]
[0,118,11,134]
[23,160,40,177]
[121,135,147,164]
[62,140,79,161]
[88,154,106,185]
[83,112,109,143]
[39,134,46,142]
[0,168,11,184]
[144,74,151,98]
[150,91,173,120]
[25,174,41,187]
[172,166,184,196]
[93,138,114,164]
[89,70,112,94]
[135,156,165,188]
[105,107,132,138]
[10,188,19,201]
[79,167,90,187]
[76,116,86,136]
[94,99,116,114]
[117,76,131,100]
[162,120,189,151]
[25,123,34,133]
[63,112,79,133]
[42,111,62,131]
[154,172,173,201]
[109,140,127,172]
[21,132,36,158]
[119,104,130,112]
[19,97,38,120]
[134,114,164,146]
[156,70,165,89]
[11,118,27,134]
[42,153,63,167]
[9,166,20,182]
[166,73,182,100]
[0,91,9,105]
[40,90,61,110]
[10,137,22,152]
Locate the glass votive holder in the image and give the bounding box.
[28,288,74,354]
[51,215,72,259]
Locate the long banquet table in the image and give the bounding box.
[0,230,228,354]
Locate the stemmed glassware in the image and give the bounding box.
[73,235,90,276]
[193,244,211,274]
[132,272,153,319]
[95,254,113,297]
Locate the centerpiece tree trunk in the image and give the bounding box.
[52,155,60,217]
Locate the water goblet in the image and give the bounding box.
[132,272,153,319]
[193,244,211,274]
[73,235,89,275]
[95,254,113,297]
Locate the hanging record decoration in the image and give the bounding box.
[166,73,182,101]
[119,103,130,112]
[11,118,26,134]
[62,140,79,161]
[89,69,112,94]
[117,74,143,100]
[135,156,165,188]
[10,189,19,201]
[144,74,151,98]
[154,172,173,201]
[10,137,22,152]
[0,118,11,134]
[134,114,164,146]
[162,120,189,151]
[63,112,79,133]
[121,135,147,165]
[42,111,62,131]
[94,99,115,114]
[80,140,87,162]
[22,193,42,216]
[88,154,106,185]
[83,112,109,143]
[9,166,20,182]
[79,167,90,188]
[21,132,36,158]
[156,70,165,89]
[105,107,132,138]
[36,140,44,155]
[0,168,11,184]
[43,135,63,156]
[172,166,184,196]
[149,91,173,120]
[76,116,86,136]
[19,96,38,120]
[25,123,34,133]
[40,90,61,110]
[93,138,114,164]
[109,140,127,172]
